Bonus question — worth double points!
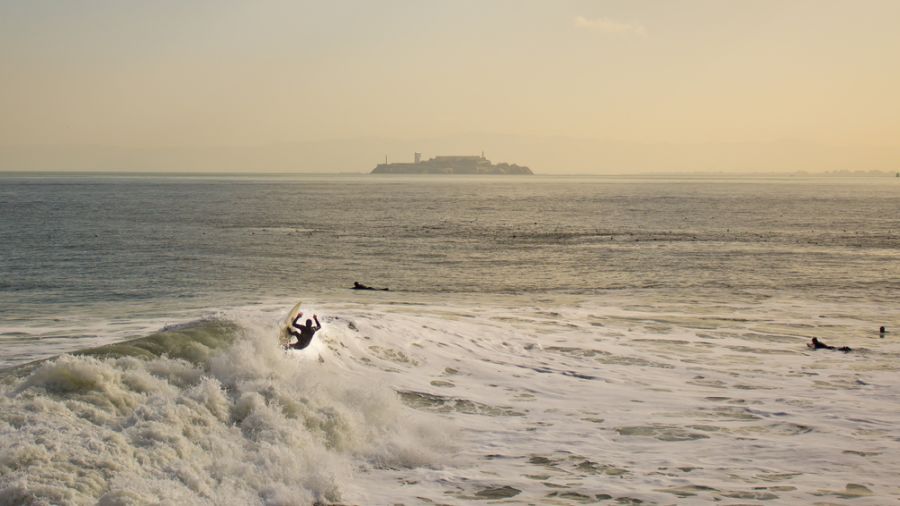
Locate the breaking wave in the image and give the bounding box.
[0,314,449,505]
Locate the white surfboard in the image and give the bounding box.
[280,301,304,347]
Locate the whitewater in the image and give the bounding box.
[3,292,898,504]
[1,174,899,504]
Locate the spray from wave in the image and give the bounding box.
[0,313,449,505]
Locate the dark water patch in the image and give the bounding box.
[397,390,525,416]
[412,495,445,504]
[696,406,762,421]
[597,355,674,369]
[527,364,599,381]
[812,483,876,499]
[843,449,880,457]
[732,383,777,390]
[657,484,718,497]
[546,491,594,503]
[686,376,728,388]
[739,331,801,343]
[765,485,797,492]
[529,454,630,479]
[632,338,691,345]
[719,490,779,500]
[695,333,726,341]
[529,455,557,466]
[687,424,724,432]
[368,345,420,366]
[754,472,802,482]
[0,332,33,338]
[544,346,672,369]
[429,380,454,388]
[734,422,813,436]
[575,460,629,476]
[474,485,521,499]
[615,424,710,441]
[845,416,890,425]
[545,346,610,358]
[726,345,794,355]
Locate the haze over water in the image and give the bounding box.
[3,2,900,172]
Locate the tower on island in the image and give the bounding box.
[371,152,532,175]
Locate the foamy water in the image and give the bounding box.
[2,293,898,505]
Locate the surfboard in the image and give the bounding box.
[280,301,303,347]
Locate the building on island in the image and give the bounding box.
[372,152,533,175]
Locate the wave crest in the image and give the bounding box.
[0,315,447,505]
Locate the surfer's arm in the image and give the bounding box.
[291,314,303,327]
[313,315,321,329]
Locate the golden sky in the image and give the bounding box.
[2,0,899,172]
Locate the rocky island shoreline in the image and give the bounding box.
[372,153,532,175]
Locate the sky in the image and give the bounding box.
[2,0,899,173]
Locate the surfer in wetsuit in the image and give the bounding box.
[288,312,321,350]
[808,337,851,352]
[353,281,389,291]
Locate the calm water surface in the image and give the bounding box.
[3,174,897,310]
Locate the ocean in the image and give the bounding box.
[1,173,899,505]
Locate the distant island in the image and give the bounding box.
[372,152,533,175]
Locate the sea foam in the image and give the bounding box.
[0,310,449,505]
[2,295,899,504]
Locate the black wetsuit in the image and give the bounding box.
[353,282,389,291]
[289,317,321,350]
[809,339,851,352]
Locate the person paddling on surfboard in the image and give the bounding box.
[808,337,851,352]
[288,312,321,350]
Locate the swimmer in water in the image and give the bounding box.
[808,337,851,352]
[352,281,389,291]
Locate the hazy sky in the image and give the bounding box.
[2,0,899,172]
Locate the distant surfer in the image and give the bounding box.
[353,281,389,291]
[288,312,321,350]
[880,326,886,338]
[808,337,851,352]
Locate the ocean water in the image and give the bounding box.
[1,174,899,504]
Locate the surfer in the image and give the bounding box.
[288,312,321,350]
[353,281,389,291]
[808,337,851,352]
